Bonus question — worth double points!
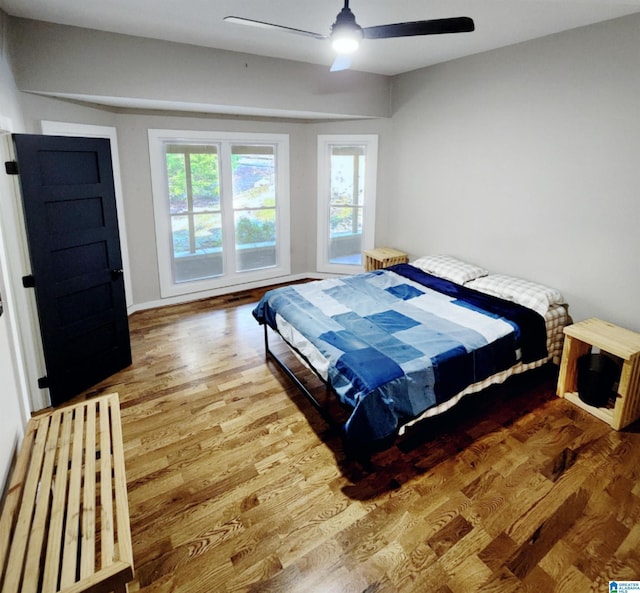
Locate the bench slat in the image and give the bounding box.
[42,410,74,593]
[80,403,97,580]
[99,399,115,567]
[61,407,85,588]
[2,416,50,593]
[0,421,37,581]
[109,399,133,569]
[21,413,62,593]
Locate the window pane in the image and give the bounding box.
[166,145,223,283]
[190,152,220,211]
[235,209,276,271]
[231,146,276,209]
[329,233,362,265]
[329,150,364,263]
[166,153,187,214]
[166,145,220,213]
[325,144,368,267]
[174,251,223,283]
[171,214,223,256]
[330,206,364,237]
[194,212,222,251]
[172,212,223,283]
[330,147,365,208]
[329,206,362,265]
[171,215,189,256]
[231,145,277,272]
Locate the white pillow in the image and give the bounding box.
[465,274,565,316]
[411,255,488,285]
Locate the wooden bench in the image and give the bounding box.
[0,393,134,593]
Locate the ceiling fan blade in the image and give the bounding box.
[363,17,474,39]
[330,54,353,72]
[224,16,326,40]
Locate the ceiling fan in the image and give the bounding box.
[224,1,475,72]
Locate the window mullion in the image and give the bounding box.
[184,152,196,254]
[219,143,235,274]
[352,153,360,235]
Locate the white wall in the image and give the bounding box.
[0,9,28,492]
[388,14,640,332]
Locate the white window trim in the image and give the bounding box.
[316,134,378,274]
[149,129,291,298]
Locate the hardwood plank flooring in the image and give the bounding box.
[76,287,640,593]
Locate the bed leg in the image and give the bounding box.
[263,323,269,361]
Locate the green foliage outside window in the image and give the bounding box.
[236,216,275,245]
[166,152,220,211]
[166,148,277,253]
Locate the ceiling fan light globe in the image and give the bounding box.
[332,35,360,54]
[330,20,363,55]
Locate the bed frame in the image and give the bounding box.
[263,323,426,462]
[265,323,325,408]
[264,323,340,428]
[256,266,568,465]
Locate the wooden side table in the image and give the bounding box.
[363,247,408,272]
[557,317,640,429]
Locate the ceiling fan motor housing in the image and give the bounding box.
[332,4,363,38]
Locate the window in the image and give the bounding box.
[317,135,378,273]
[149,130,290,297]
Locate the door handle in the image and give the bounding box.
[110,269,124,280]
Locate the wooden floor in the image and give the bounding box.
[78,288,640,593]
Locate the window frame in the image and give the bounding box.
[316,134,378,274]
[149,129,290,298]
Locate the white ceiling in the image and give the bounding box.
[2,0,640,76]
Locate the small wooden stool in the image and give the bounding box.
[363,247,408,272]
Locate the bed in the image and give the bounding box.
[252,255,569,459]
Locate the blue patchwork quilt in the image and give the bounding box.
[253,264,547,449]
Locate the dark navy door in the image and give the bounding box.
[12,134,131,406]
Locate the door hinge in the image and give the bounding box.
[5,161,19,175]
[37,376,50,389]
[22,275,35,288]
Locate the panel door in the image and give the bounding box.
[13,133,131,406]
